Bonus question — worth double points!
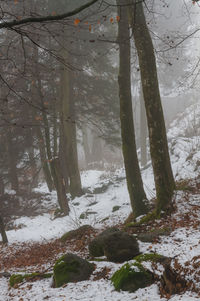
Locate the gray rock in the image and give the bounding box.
[89,227,119,257]
[103,231,140,263]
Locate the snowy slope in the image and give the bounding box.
[1,102,200,300]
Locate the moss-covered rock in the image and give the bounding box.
[103,231,140,263]
[9,274,24,287]
[60,225,94,242]
[112,206,121,212]
[111,262,153,292]
[53,253,94,288]
[89,227,119,257]
[133,253,169,264]
[79,211,97,219]
[9,272,52,287]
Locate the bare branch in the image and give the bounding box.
[0,0,99,29]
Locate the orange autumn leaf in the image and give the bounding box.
[110,18,114,23]
[116,15,120,22]
[74,18,81,26]
[89,24,92,32]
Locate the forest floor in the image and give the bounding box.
[1,103,200,300]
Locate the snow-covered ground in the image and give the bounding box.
[1,103,200,300]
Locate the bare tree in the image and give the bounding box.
[117,0,148,217]
[129,0,175,215]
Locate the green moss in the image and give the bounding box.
[61,231,74,242]
[89,241,104,257]
[89,258,106,262]
[133,253,164,263]
[60,225,93,243]
[53,256,80,288]
[125,211,157,228]
[79,213,86,219]
[112,206,121,212]
[100,217,109,223]
[9,274,24,287]
[111,262,153,292]
[9,273,52,287]
[24,272,52,279]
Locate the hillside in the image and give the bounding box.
[1,103,200,300]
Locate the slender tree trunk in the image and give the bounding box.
[50,158,70,215]
[129,0,175,214]
[33,46,69,213]
[58,123,70,192]
[27,131,39,190]
[140,84,148,167]
[117,0,148,217]
[36,127,54,192]
[60,57,82,198]
[0,215,8,244]
[91,131,103,164]
[53,107,58,157]
[6,130,19,193]
[82,126,91,167]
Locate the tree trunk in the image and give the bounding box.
[0,178,4,196]
[50,158,70,215]
[117,0,148,217]
[58,124,70,192]
[6,130,19,193]
[53,106,58,157]
[82,126,91,167]
[36,127,54,192]
[60,57,82,198]
[140,84,148,167]
[0,215,8,244]
[129,0,175,214]
[91,131,103,165]
[27,131,39,190]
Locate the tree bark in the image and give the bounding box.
[36,127,54,192]
[117,0,148,217]
[91,131,103,164]
[6,130,19,193]
[82,126,91,167]
[58,123,70,192]
[60,55,82,198]
[0,215,8,244]
[129,0,175,214]
[50,158,70,215]
[140,84,148,167]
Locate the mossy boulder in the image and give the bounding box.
[103,231,140,263]
[53,253,94,288]
[60,225,94,242]
[89,227,119,257]
[111,262,153,292]
[133,253,169,264]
